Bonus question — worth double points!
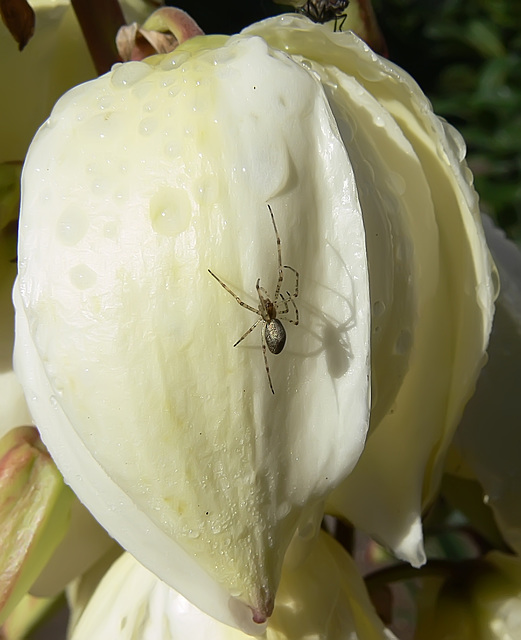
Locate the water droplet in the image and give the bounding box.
[394,328,412,355]
[103,221,119,239]
[111,61,152,89]
[97,95,113,111]
[56,208,89,246]
[491,264,500,300]
[276,502,291,519]
[139,117,157,136]
[69,264,97,290]
[372,300,386,317]
[149,188,192,236]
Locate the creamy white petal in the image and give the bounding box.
[14,34,371,631]
[246,15,496,565]
[70,533,394,640]
[453,216,521,552]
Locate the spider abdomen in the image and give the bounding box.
[265,319,286,355]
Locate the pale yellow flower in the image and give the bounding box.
[416,552,521,640]
[13,14,495,632]
[450,216,521,553]
[244,17,495,567]
[69,531,396,640]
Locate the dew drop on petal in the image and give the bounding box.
[56,208,89,246]
[394,328,413,355]
[111,61,153,89]
[373,300,386,317]
[149,188,192,237]
[69,264,97,290]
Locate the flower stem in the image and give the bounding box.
[71,0,125,74]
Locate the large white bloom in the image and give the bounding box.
[14,24,371,633]
[13,14,495,633]
[69,532,396,640]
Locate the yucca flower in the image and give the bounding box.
[12,11,495,634]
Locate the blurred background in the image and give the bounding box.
[171,0,521,245]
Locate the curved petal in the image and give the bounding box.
[453,217,521,553]
[0,163,32,437]
[14,34,371,631]
[245,15,496,566]
[70,532,394,640]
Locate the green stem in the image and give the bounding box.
[71,0,125,75]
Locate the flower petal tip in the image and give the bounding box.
[228,594,272,635]
[393,518,426,568]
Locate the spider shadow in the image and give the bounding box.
[288,239,359,409]
[299,299,354,380]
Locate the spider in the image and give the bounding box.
[208,204,299,394]
[297,0,349,32]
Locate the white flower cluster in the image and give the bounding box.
[2,7,518,640]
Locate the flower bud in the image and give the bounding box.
[0,426,73,624]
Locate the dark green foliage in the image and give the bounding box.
[373,0,521,241]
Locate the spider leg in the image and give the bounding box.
[277,292,290,315]
[335,12,347,32]
[284,291,299,325]
[256,280,270,302]
[283,265,299,299]
[208,269,259,314]
[234,318,262,347]
[267,204,284,302]
[261,328,275,394]
[275,292,299,324]
[256,279,272,321]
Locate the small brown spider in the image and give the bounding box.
[208,204,299,394]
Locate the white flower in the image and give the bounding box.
[451,216,521,552]
[14,23,371,633]
[69,531,396,640]
[0,169,116,626]
[13,14,495,632]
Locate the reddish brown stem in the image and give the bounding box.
[71,0,126,75]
